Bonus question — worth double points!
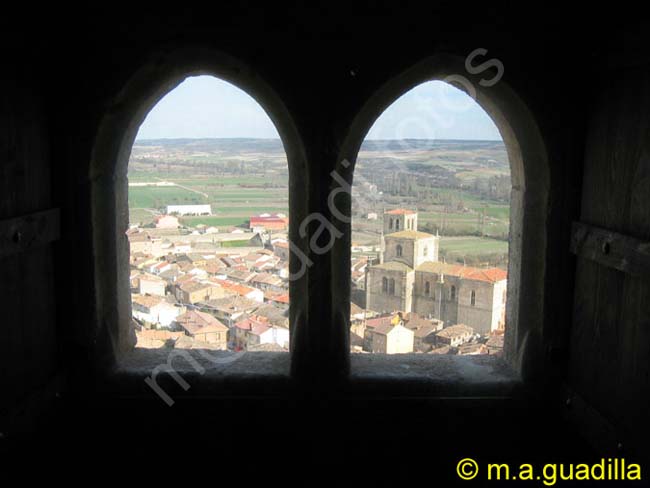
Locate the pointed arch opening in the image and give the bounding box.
[88,47,306,370]
[341,53,549,373]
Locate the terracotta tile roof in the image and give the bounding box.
[202,296,260,313]
[235,316,271,336]
[365,314,396,329]
[458,342,488,355]
[265,292,290,304]
[140,272,165,283]
[436,324,474,339]
[416,262,507,283]
[385,209,417,215]
[212,279,258,297]
[402,313,443,337]
[179,281,213,293]
[350,302,364,316]
[128,232,151,242]
[131,294,164,308]
[253,304,289,327]
[371,322,413,336]
[176,310,228,335]
[429,345,453,354]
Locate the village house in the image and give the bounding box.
[174,280,231,304]
[350,331,365,352]
[212,279,264,303]
[131,294,186,329]
[248,253,280,272]
[200,295,260,327]
[194,260,227,276]
[252,303,290,329]
[350,302,366,323]
[154,214,180,229]
[222,268,257,283]
[138,272,167,296]
[158,266,183,285]
[272,240,290,260]
[434,324,475,348]
[130,270,141,291]
[363,315,414,354]
[130,252,155,270]
[135,329,184,349]
[428,345,454,355]
[184,253,211,267]
[128,230,152,254]
[147,260,173,275]
[349,302,371,339]
[250,272,286,293]
[249,213,288,231]
[264,292,289,311]
[277,263,289,280]
[233,316,290,351]
[457,342,489,355]
[403,313,444,352]
[485,334,504,356]
[174,310,229,348]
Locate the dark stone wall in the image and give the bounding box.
[1,3,648,474]
[0,63,59,435]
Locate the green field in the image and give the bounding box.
[128,178,289,228]
[128,186,206,208]
[483,205,510,220]
[170,176,286,187]
[439,236,508,255]
[440,236,509,268]
[221,239,254,247]
[417,207,509,238]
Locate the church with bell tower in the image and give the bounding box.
[366,209,508,335]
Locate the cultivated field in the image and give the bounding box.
[128,138,510,266]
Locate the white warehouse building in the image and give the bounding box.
[166,204,212,216]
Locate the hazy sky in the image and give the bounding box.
[136,76,502,141]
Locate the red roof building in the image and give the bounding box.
[249,213,289,230]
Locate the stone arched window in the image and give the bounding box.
[396,244,403,257]
[89,48,304,360]
[471,290,476,306]
[389,218,393,230]
[425,281,430,296]
[340,53,551,367]
[382,277,388,293]
[389,278,395,295]
[450,285,456,301]
[395,219,400,231]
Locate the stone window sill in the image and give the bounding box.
[105,349,522,400]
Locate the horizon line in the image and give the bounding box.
[134,136,504,143]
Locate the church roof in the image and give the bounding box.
[372,261,413,272]
[385,209,417,215]
[416,261,508,283]
[385,230,436,240]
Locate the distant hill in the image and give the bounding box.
[134,137,504,153]
[134,138,286,153]
[360,139,505,152]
